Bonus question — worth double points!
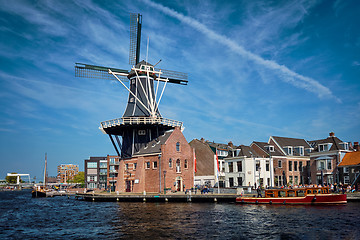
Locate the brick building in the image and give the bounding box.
[251,136,311,187]
[189,138,222,187]
[113,127,194,193]
[57,164,79,183]
[308,132,353,185]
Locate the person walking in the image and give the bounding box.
[257,186,262,198]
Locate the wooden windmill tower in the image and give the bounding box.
[75,13,188,158]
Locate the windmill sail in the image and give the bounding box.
[129,13,142,66]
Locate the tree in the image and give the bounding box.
[6,173,19,184]
[70,172,84,184]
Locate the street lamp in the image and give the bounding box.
[258,166,261,187]
[163,170,167,193]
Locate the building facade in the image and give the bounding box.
[113,127,194,193]
[338,151,360,186]
[251,136,311,187]
[189,138,222,188]
[84,157,107,189]
[308,132,352,185]
[224,145,274,189]
[57,164,79,183]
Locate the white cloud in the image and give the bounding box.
[143,0,340,103]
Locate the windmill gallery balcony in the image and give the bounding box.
[100,117,183,131]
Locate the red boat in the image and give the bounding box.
[236,186,346,205]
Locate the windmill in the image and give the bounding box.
[75,13,188,158]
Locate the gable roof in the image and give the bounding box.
[338,151,360,167]
[189,139,215,176]
[237,145,260,158]
[308,136,348,151]
[271,136,311,156]
[133,130,173,156]
[251,141,285,157]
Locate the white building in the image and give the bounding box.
[224,145,274,189]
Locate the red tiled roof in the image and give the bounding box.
[338,151,360,166]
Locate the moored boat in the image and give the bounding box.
[32,153,50,198]
[236,186,346,205]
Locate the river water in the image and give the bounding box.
[0,190,359,239]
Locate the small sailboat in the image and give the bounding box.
[32,153,51,197]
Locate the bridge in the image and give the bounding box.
[6,173,31,184]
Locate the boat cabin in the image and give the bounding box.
[265,187,330,198]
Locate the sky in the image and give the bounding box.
[0,0,359,180]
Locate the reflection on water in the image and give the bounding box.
[0,190,359,240]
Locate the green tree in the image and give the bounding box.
[5,173,19,183]
[69,172,84,184]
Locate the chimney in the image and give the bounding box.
[200,137,205,143]
[354,142,360,151]
[329,132,335,137]
[228,141,234,148]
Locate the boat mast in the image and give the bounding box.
[43,153,47,186]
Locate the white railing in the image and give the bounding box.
[100,117,183,129]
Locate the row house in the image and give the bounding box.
[223,145,274,189]
[308,132,353,185]
[189,139,236,188]
[113,127,195,193]
[338,150,360,186]
[251,136,311,187]
[189,138,219,187]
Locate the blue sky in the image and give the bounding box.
[0,0,359,179]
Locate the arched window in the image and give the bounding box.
[184,159,188,169]
[169,158,172,168]
[176,142,180,152]
[176,159,181,173]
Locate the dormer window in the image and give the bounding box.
[294,146,304,156]
[266,145,275,152]
[283,146,293,155]
[319,143,332,152]
[340,142,349,150]
[306,148,313,154]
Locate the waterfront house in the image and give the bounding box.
[251,136,311,187]
[189,138,219,187]
[223,145,274,189]
[113,127,194,193]
[189,139,235,188]
[308,132,353,185]
[337,150,360,186]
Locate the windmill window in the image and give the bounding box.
[130,97,134,102]
[131,79,135,84]
[141,65,145,70]
[176,159,181,173]
[138,130,146,135]
[169,158,172,168]
[176,142,180,152]
[184,159,188,169]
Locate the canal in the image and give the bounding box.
[0,190,359,239]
